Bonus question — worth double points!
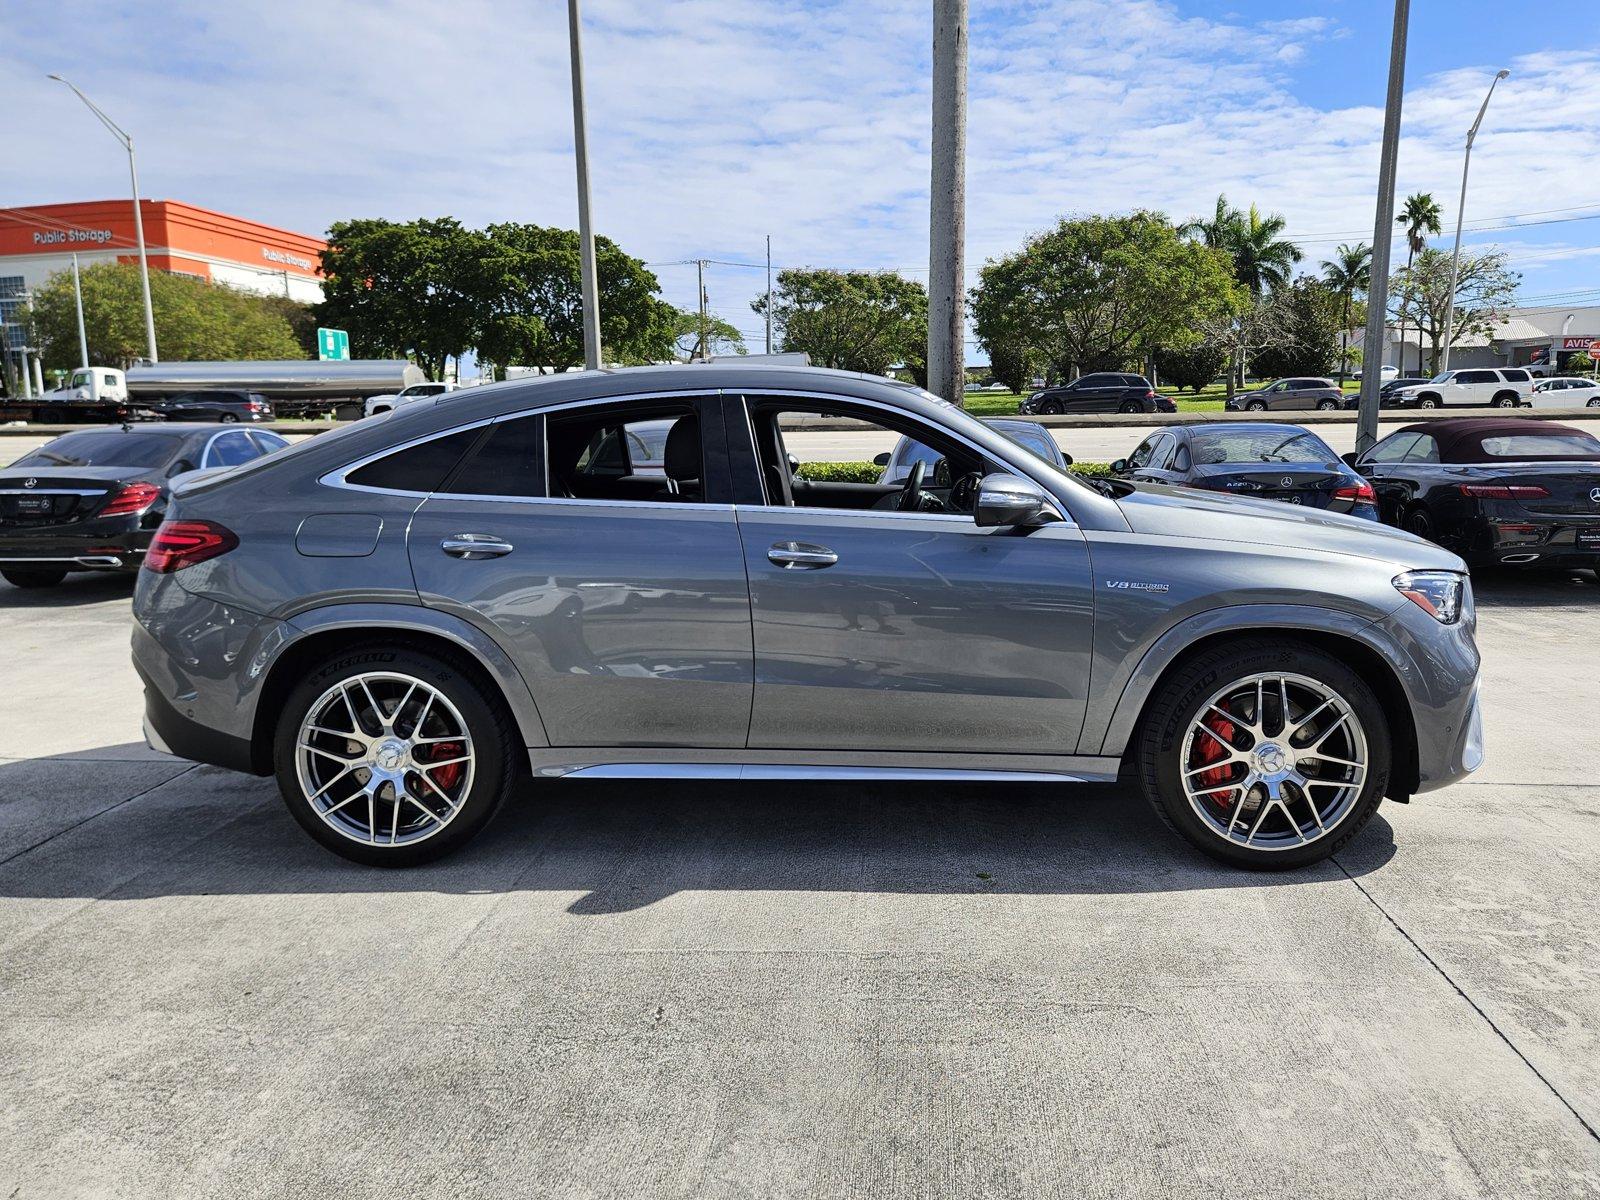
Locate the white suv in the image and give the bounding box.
[1391,368,1532,409]
[364,381,456,418]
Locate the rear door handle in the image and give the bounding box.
[767,540,838,569]
[441,533,514,559]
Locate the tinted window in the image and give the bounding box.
[1457,370,1497,384]
[1476,434,1600,459]
[1188,429,1336,464]
[1500,369,1530,382]
[995,425,1058,464]
[1147,433,1177,468]
[1404,435,1440,464]
[345,427,485,493]
[206,431,257,467]
[13,431,183,470]
[448,415,545,497]
[1367,433,1420,463]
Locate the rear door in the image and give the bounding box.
[405,395,755,749]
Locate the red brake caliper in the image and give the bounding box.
[1193,707,1237,805]
[423,741,465,791]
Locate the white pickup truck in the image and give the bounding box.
[1389,367,1534,409]
[364,381,456,418]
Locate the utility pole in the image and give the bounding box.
[696,259,710,361]
[1441,69,1510,374]
[49,75,158,364]
[72,254,90,369]
[765,235,773,354]
[566,0,602,370]
[1356,0,1410,457]
[928,0,967,404]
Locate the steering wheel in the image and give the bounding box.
[896,460,926,511]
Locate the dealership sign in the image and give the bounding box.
[31,227,114,246]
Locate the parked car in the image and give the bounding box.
[0,424,289,588]
[877,416,1068,483]
[1110,424,1378,519]
[1341,377,1434,411]
[1528,376,1600,409]
[152,390,275,423]
[1225,378,1345,412]
[1387,368,1534,409]
[1346,418,1600,570]
[132,365,1481,873]
[1019,374,1175,415]
[365,381,457,418]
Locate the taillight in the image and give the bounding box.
[1457,483,1549,499]
[247,401,270,412]
[1334,481,1377,504]
[101,481,162,516]
[143,519,238,573]
[1145,390,1156,400]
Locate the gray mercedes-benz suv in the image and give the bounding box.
[132,365,1483,870]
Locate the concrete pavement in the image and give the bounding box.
[2,566,1599,1197]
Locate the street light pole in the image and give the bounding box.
[49,75,158,364]
[1440,69,1509,375]
[928,0,968,404]
[1355,0,1410,457]
[71,253,89,369]
[566,0,603,371]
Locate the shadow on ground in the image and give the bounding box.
[0,571,135,608]
[0,746,1396,911]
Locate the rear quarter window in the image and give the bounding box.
[344,427,486,493]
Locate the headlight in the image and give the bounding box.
[1393,570,1465,624]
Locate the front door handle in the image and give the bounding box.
[767,540,838,569]
[441,533,514,560]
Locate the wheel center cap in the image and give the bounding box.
[373,739,407,771]
[1254,743,1289,775]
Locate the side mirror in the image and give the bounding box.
[786,452,800,475]
[975,473,1053,528]
[1060,451,1074,466]
[1110,458,1129,474]
[1340,452,1361,469]
[872,451,891,467]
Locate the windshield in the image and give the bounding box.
[1188,428,1336,465]
[1429,372,1454,384]
[1476,434,1600,459]
[12,431,184,470]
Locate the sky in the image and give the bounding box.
[6,0,1600,361]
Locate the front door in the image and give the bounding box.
[728,394,1096,755]
[406,397,754,748]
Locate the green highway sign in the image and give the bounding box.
[317,327,350,361]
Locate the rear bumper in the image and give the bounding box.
[0,518,152,571]
[1460,516,1600,568]
[137,664,255,772]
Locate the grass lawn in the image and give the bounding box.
[961,378,1363,417]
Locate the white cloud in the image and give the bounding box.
[5,0,1598,345]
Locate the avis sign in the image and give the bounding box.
[317,327,350,361]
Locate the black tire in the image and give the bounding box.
[1403,506,1436,542]
[272,644,520,866]
[1417,395,1440,410]
[219,412,240,423]
[1588,397,1599,409]
[1040,400,1062,415]
[1118,400,1142,414]
[1246,400,1268,412]
[1492,393,1518,409]
[1134,638,1391,870]
[1,566,69,589]
[1316,399,1339,411]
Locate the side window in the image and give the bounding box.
[103,373,118,388]
[1127,438,1158,468]
[1457,370,1495,385]
[206,431,257,468]
[247,431,289,455]
[1501,369,1530,383]
[546,400,713,503]
[1147,433,1177,468]
[344,426,486,493]
[1367,433,1420,463]
[1404,435,1440,464]
[447,415,544,498]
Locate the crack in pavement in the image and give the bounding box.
[0,763,199,870]
[1334,855,1600,1147]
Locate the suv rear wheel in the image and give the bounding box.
[1135,639,1391,869]
[1492,393,1519,408]
[1118,400,1142,414]
[1316,399,1339,410]
[273,645,519,866]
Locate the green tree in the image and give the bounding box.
[670,308,745,362]
[474,223,675,373]
[1394,193,1443,375]
[1320,242,1371,386]
[1568,350,1596,376]
[972,212,1243,386]
[317,217,489,380]
[1154,343,1227,392]
[1251,276,1346,379]
[984,341,1033,393]
[1230,204,1302,298]
[255,294,320,358]
[23,262,302,371]
[1390,247,1519,375]
[751,269,927,377]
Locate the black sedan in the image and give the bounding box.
[0,424,288,588]
[152,389,275,423]
[1111,423,1379,518]
[1347,418,1600,570]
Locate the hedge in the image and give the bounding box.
[797,461,1110,482]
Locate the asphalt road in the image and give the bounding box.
[2,562,1599,1197]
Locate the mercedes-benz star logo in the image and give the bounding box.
[1590,486,1600,504]
[1280,476,1293,487]
[23,478,37,489]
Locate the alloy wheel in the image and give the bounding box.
[1180,671,1367,851]
[294,671,476,847]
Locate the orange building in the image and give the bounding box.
[0,199,326,305]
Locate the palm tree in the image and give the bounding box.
[1232,205,1303,298]
[1321,242,1372,387]
[1395,192,1443,374]
[1178,193,1242,252]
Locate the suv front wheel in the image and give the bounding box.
[273,644,519,866]
[1135,639,1391,869]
